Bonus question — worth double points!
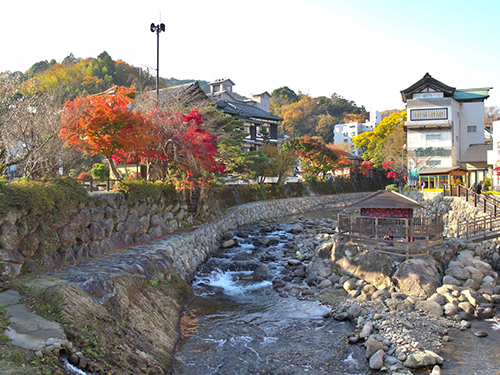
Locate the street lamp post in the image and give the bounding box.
[150,22,165,105]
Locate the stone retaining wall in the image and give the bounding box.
[0,192,193,281]
[410,191,500,270]
[1,191,368,283]
[159,193,368,281]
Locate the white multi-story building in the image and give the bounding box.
[333,111,381,156]
[401,73,491,186]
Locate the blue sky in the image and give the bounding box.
[1,0,498,112]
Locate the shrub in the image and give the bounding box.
[0,178,89,217]
[385,184,399,192]
[115,179,179,205]
[483,177,492,191]
[90,163,110,180]
[77,172,91,180]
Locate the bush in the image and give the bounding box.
[385,184,399,192]
[483,177,492,191]
[90,163,110,180]
[0,178,89,217]
[77,172,91,180]
[115,179,179,205]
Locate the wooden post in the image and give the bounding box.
[90,176,94,192]
[406,218,409,258]
[375,217,379,247]
[107,176,110,191]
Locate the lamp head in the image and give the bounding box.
[150,23,156,32]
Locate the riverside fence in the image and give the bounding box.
[337,213,444,258]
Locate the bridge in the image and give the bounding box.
[445,185,500,241]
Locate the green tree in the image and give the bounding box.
[283,137,339,182]
[270,86,298,115]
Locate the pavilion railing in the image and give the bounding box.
[337,214,443,258]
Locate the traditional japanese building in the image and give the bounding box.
[401,73,492,186]
[210,78,283,151]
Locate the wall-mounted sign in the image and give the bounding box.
[410,108,448,121]
[413,147,447,157]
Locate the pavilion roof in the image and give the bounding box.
[417,166,470,176]
[348,190,426,209]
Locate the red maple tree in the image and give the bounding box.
[60,85,153,179]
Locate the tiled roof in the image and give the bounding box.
[348,190,426,209]
[401,73,455,102]
[216,100,283,122]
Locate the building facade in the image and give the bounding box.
[401,73,491,185]
[333,111,381,156]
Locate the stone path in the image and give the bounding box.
[0,289,65,350]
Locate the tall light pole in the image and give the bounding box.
[150,22,165,106]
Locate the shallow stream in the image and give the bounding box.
[172,210,500,375]
[172,219,369,375]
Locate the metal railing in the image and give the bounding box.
[337,214,443,258]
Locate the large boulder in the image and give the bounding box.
[393,258,442,298]
[415,300,443,316]
[331,238,392,288]
[403,350,443,369]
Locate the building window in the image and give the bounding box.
[426,134,441,140]
[467,126,477,133]
[428,160,441,166]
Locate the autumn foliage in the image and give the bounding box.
[283,137,348,181]
[60,85,154,178]
[112,108,224,187]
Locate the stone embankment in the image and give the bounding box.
[270,191,500,374]
[7,193,366,375]
[0,192,194,281]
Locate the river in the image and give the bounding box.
[172,210,500,375]
[172,218,369,375]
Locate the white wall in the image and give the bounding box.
[458,102,485,160]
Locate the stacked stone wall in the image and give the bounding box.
[0,192,193,281]
[1,191,368,282]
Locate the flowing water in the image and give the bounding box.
[440,319,500,375]
[172,221,369,375]
[172,209,500,375]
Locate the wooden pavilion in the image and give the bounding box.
[338,190,443,258]
[417,166,470,189]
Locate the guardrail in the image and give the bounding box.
[337,214,443,258]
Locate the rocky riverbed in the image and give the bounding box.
[239,214,500,375]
